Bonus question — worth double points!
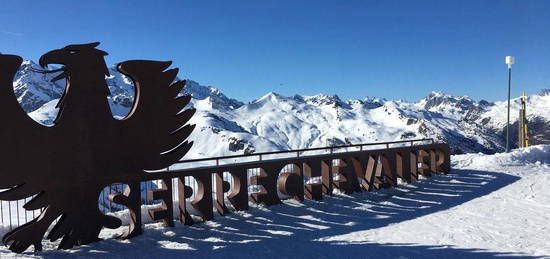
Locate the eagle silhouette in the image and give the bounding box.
[0,42,196,252]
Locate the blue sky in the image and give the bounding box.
[1,0,549,102]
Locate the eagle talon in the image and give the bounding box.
[4,228,45,253]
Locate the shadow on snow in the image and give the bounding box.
[5,169,536,258]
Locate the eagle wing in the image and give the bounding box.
[116,60,196,171]
[0,54,53,201]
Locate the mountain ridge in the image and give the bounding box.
[12,60,550,157]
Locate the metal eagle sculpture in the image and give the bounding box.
[0,42,196,252]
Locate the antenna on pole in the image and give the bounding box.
[505,56,515,153]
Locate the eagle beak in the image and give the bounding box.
[38,56,47,68]
[38,49,63,68]
[39,50,58,68]
[39,49,67,82]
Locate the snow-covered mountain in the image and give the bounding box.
[12,60,549,156]
[414,89,550,147]
[12,61,65,112]
[471,89,550,146]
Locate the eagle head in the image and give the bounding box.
[39,42,110,82]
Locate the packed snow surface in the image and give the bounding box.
[1,145,548,258]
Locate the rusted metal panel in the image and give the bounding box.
[147,178,174,227]
[396,152,412,183]
[215,172,231,216]
[321,159,332,196]
[418,150,432,177]
[108,182,143,239]
[191,173,213,221]
[278,164,304,201]
[227,167,249,211]
[177,177,194,226]
[303,162,323,200]
[251,164,284,206]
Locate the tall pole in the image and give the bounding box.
[505,56,515,153]
[506,67,511,153]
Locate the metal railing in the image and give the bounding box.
[168,138,435,169]
[1,138,435,232]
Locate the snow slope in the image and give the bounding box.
[1,146,548,258]
[321,145,550,257]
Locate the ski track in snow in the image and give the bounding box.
[0,146,549,258]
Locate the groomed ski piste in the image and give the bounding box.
[0,145,549,258]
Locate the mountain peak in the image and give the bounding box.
[21,60,37,66]
[253,92,285,103]
[420,91,475,109]
[182,80,243,110]
[427,91,447,97]
[360,96,385,108]
[302,94,343,106]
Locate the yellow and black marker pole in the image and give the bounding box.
[518,92,529,148]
